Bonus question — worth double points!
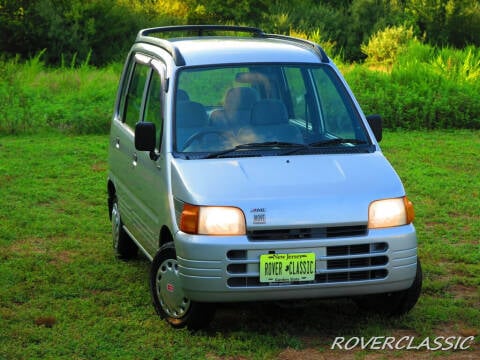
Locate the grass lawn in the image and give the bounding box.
[0,131,478,359]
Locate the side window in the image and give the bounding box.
[124,62,150,129]
[284,67,307,121]
[144,72,163,149]
[116,57,134,122]
[284,67,315,134]
[312,68,356,138]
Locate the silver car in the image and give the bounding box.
[107,25,422,329]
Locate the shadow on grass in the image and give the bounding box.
[207,298,391,339]
[131,253,405,341]
[127,252,415,349]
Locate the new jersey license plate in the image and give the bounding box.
[260,253,316,283]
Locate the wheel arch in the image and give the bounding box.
[159,225,174,249]
[107,180,116,220]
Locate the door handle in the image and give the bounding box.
[115,137,120,149]
[132,153,138,167]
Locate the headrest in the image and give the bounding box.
[224,87,259,111]
[176,101,208,128]
[251,99,288,125]
[177,89,190,102]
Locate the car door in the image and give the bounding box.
[130,60,169,256]
[110,53,154,253]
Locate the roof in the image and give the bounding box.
[170,37,323,66]
[135,25,329,67]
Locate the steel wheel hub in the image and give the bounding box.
[156,258,190,318]
[112,203,120,250]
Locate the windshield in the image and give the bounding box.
[174,64,373,158]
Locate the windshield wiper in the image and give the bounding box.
[282,138,370,155]
[309,138,368,147]
[204,141,306,159]
[204,139,369,158]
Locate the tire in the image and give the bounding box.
[111,197,138,260]
[354,259,422,316]
[150,242,215,330]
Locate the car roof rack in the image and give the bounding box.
[136,25,265,66]
[140,25,264,37]
[136,25,329,66]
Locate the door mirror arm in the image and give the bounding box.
[149,151,160,161]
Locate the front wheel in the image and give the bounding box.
[150,243,215,330]
[354,259,423,316]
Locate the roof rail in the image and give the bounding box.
[135,36,187,66]
[140,25,265,37]
[260,33,330,63]
[136,25,265,66]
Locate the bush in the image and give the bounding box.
[0,55,119,135]
[406,0,480,48]
[345,43,480,130]
[180,0,270,24]
[361,25,415,64]
[1,0,478,64]
[0,0,178,66]
[0,57,34,134]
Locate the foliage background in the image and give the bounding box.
[0,2,479,358]
[0,0,479,134]
[1,0,479,66]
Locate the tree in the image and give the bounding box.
[406,0,480,47]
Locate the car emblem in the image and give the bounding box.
[251,208,266,224]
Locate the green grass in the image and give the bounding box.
[0,131,478,359]
[0,55,120,135]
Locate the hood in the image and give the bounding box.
[171,153,405,228]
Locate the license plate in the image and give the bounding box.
[260,253,316,283]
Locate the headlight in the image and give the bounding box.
[368,197,415,229]
[180,203,246,235]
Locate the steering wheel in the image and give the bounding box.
[181,130,234,151]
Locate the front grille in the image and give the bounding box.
[327,256,388,269]
[327,243,387,256]
[226,242,388,288]
[247,225,367,241]
[227,269,388,287]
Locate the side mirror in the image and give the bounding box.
[366,114,383,142]
[135,122,159,160]
[135,122,156,152]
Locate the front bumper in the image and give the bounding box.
[174,224,418,302]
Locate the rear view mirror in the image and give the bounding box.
[366,115,383,142]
